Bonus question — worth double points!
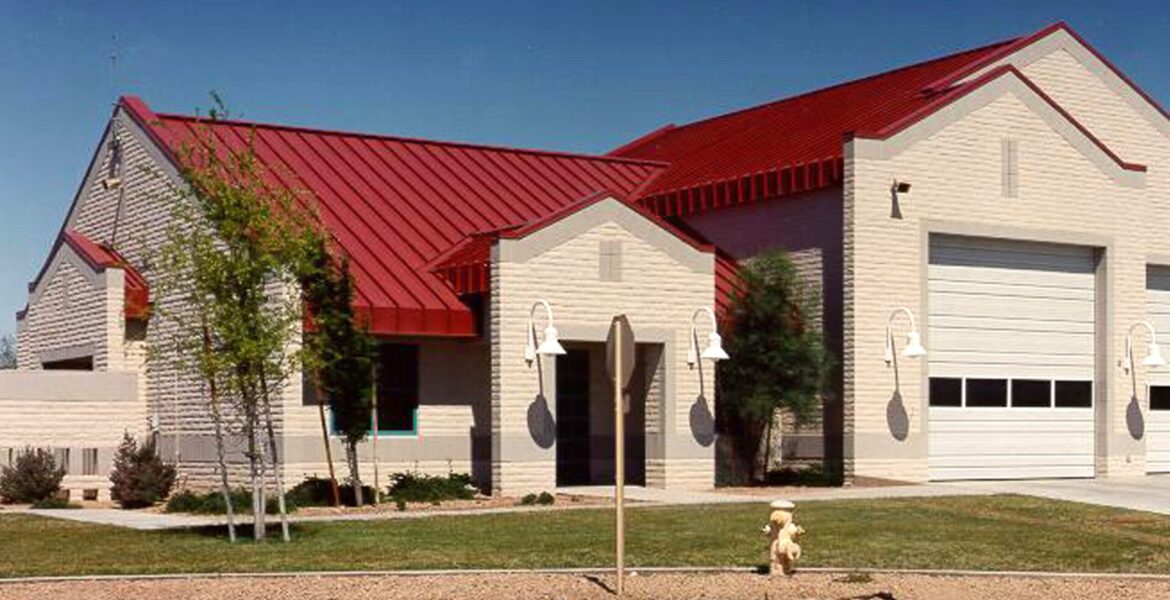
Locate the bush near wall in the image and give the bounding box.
[387,472,476,504]
[109,434,177,509]
[0,447,65,503]
[165,488,295,515]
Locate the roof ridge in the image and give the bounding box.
[629,35,1023,142]
[150,110,671,169]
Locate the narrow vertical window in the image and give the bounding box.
[1002,138,1019,198]
[600,240,623,282]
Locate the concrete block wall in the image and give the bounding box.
[845,73,1169,481]
[0,371,143,500]
[491,199,717,496]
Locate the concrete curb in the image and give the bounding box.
[3,566,1170,585]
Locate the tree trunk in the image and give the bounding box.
[313,375,342,507]
[203,325,237,543]
[345,442,364,507]
[259,370,291,542]
[245,409,266,541]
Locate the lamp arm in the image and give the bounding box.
[692,307,717,331]
[887,306,918,331]
[530,300,555,328]
[1129,320,1158,344]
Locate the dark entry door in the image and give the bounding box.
[556,349,591,486]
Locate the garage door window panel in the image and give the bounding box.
[1055,381,1093,408]
[929,378,963,407]
[1150,386,1170,411]
[1011,379,1053,408]
[965,379,1007,407]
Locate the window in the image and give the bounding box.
[43,356,93,371]
[374,343,420,433]
[53,448,71,474]
[966,379,1007,407]
[332,343,420,434]
[82,448,99,476]
[599,240,623,282]
[1055,381,1093,408]
[929,378,962,407]
[1012,379,1052,407]
[1002,138,1019,198]
[1151,385,1170,411]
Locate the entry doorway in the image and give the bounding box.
[555,343,648,487]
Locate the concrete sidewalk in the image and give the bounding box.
[945,475,1170,516]
[554,483,994,505]
[20,475,1170,530]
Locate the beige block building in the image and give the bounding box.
[12,21,1170,497]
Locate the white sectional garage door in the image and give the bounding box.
[1146,266,1170,473]
[927,235,1096,481]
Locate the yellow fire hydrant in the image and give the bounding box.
[763,499,804,576]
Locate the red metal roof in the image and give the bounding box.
[120,96,668,336]
[610,22,1140,216]
[62,230,150,319]
[429,189,715,295]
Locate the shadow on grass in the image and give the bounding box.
[167,523,314,541]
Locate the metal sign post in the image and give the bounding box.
[605,315,635,597]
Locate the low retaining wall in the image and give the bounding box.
[0,371,144,500]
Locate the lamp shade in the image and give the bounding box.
[1145,341,1167,368]
[701,331,729,361]
[903,330,927,358]
[536,325,566,356]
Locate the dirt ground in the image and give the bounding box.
[1,571,1167,600]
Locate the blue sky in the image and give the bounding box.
[1,1,1168,337]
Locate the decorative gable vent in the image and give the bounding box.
[600,240,623,282]
[1002,138,1019,198]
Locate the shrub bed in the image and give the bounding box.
[0,447,65,504]
[164,488,295,515]
[386,472,476,504]
[286,477,374,507]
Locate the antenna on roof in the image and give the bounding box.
[109,34,119,98]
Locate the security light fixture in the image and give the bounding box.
[892,180,912,194]
[885,307,926,366]
[1125,320,1167,372]
[524,299,566,364]
[688,307,729,368]
[101,176,122,190]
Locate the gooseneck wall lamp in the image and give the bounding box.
[1124,320,1167,373]
[884,307,927,366]
[687,307,729,368]
[524,300,567,365]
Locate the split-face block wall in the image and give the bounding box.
[844,30,1170,481]
[491,199,718,496]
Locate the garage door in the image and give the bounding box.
[927,235,1096,480]
[1146,266,1170,473]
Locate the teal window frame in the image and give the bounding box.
[329,407,418,437]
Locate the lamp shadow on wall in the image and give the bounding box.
[688,356,716,447]
[886,352,910,441]
[1127,394,1145,440]
[527,354,556,449]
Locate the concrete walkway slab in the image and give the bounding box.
[942,475,1170,515]
[556,483,995,504]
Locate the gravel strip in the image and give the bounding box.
[1,571,1167,599]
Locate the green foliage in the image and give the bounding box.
[387,472,476,504]
[109,434,177,509]
[717,250,833,481]
[297,238,376,449]
[0,334,16,369]
[30,497,81,509]
[165,489,294,515]
[286,477,373,508]
[520,492,555,506]
[0,448,65,503]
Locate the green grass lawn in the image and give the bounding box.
[3,495,1170,578]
